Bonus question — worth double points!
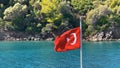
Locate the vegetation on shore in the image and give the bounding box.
[0,0,120,40]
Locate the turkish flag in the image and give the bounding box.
[54,27,80,52]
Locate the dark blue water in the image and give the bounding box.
[0,41,80,68]
[0,41,120,68]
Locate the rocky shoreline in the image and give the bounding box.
[0,31,55,41]
[0,27,120,41]
[85,27,120,41]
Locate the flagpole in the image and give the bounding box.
[80,16,83,68]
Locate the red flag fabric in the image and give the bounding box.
[54,27,80,52]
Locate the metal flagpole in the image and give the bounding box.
[80,16,83,68]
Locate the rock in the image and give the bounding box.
[97,32,104,41]
[46,38,54,41]
[87,26,120,41]
[16,38,20,41]
[89,32,104,41]
[31,37,34,41]
[104,31,113,40]
[34,38,40,41]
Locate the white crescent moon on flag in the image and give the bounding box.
[66,33,77,45]
[70,33,77,45]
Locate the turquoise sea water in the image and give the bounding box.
[0,41,80,68]
[83,41,120,68]
[0,41,120,68]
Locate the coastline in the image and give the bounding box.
[0,31,54,41]
[1,26,120,42]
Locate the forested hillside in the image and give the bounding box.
[0,0,120,40]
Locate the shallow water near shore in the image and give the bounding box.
[0,41,120,68]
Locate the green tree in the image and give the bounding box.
[4,3,27,20]
[85,5,112,36]
[104,0,120,26]
[3,3,28,31]
[40,0,62,23]
[71,0,94,15]
[39,0,63,34]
